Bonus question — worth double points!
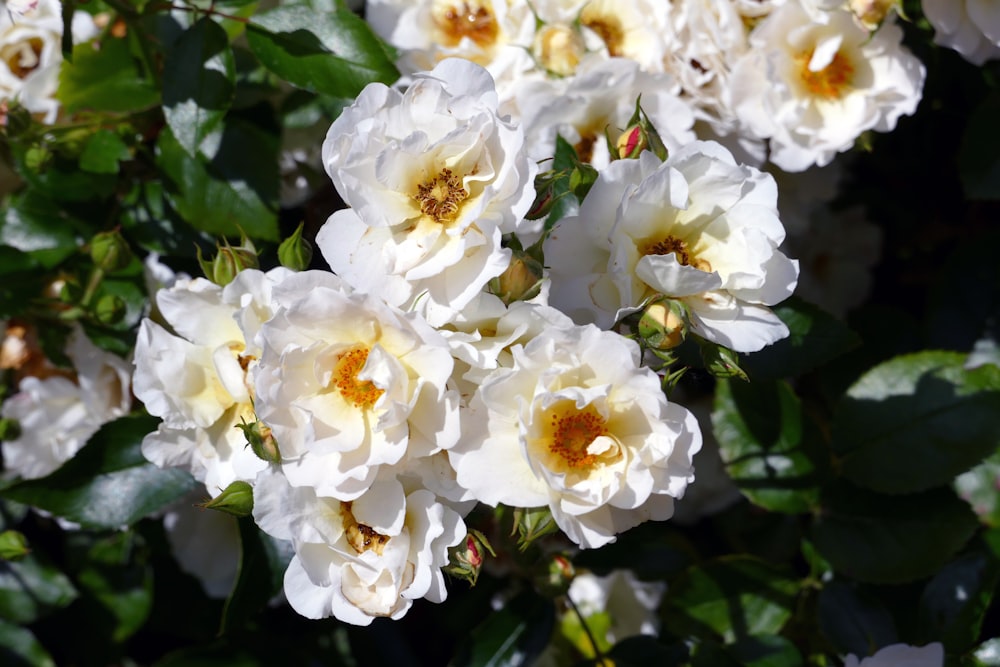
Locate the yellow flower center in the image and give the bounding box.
[2,38,43,80]
[340,502,390,556]
[434,1,499,49]
[533,24,584,77]
[546,405,610,470]
[332,347,383,409]
[643,235,712,272]
[580,7,624,57]
[797,48,855,100]
[414,168,469,223]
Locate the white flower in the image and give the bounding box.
[923,0,1000,65]
[163,489,240,598]
[844,643,944,667]
[729,1,924,171]
[567,569,665,643]
[319,58,537,325]
[252,467,465,624]
[252,271,461,500]
[133,269,291,494]
[1,326,131,480]
[0,0,97,123]
[545,142,798,353]
[450,323,701,549]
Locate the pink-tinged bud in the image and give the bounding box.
[534,553,576,597]
[445,529,495,586]
[616,126,645,159]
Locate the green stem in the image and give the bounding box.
[565,593,606,664]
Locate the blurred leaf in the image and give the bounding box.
[0,553,77,624]
[740,297,860,381]
[246,5,398,98]
[812,483,978,584]
[0,619,55,667]
[959,91,1000,200]
[689,639,742,667]
[449,590,555,667]
[0,191,81,267]
[918,530,1000,653]
[662,555,799,643]
[572,522,696,581]
[156,122,279,241]
[832,352,1000,495]
[816,581,897,657]
[955,449,1000,527]
[59,36,159,114]
[606,636,687,667]
[0,415,197,529]
[219,518,292,633]
[79,130,131,175]
[924,233,1000,352]
[725,635,803,667]
[712,379,826,513]
[163,18,236,157]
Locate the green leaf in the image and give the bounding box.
[740,297,860,381]
[0,191,81,267]
[712,379,825,513]
[449,590,555,667]
[0,619,55,667]
[0,553,77,624]
[725,635,803,667]
[79,130,131,175]
[246,5,398,98]
[661,555,799,643]
[955,449,1000,527]
[59,36,160,114]
[816,581,897,657]
[163,18,236,157]
[607,636,687,667]
[832,352,1000,495]
[959,91,1000,200]
[219,518,292,633]
[0,415,197,529]
[156,122,279,241]
[811,483,979,584]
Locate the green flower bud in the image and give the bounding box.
[512,506,560,552]
[237,417,281,463]
[637,300,687,350]
[197,236,259,286]
[277,222,313,271]
[0,530,30,561]
[0,418,21,441]
[89,230,134,274]
[526,170,565,221]
[490,250,544,305]
[201,480,254,518]
[92,294,126,326]
[444,529,495,586]
[699,340,748,381]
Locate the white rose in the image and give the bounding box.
[844,643,944,667]
[450,323,701,549]
[923,0,1000,65]
[567,569,665,643]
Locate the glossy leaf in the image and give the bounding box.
[816,581,897,656]
[0,619,55,667]
[812,483,978,584]
[449,590,555,667]
[662,556,799,643]
[58,36,159,114]
[71,531,153,643]
[726,635,803,667]
[163,18,237,157]
[0,415,197,529]
[832,352,1000,495]
[0,553,77,624]
[246,5,398,98]
[79,130,131,175]
[0,191,80,268]
[712,379,825,513]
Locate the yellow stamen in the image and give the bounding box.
[332,347,383,409]
[340,502,390,556]
[414,168,469,223]
[797,48,854,100]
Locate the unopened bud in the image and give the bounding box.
[197,236,258,286]
[637,300,687,350]
[526,171,565,221]
[90,231,134,273]
[700,340,748,381]
[490,251,544,305]
[617,97,668,161]
[616,125,646,160]
[512,506,560,551]
[445,529,495,586]
[534,553,576,597]
[93,294,126,325]
[237,418,281,463]
[202,480,254,518]
[277,222,313,271]
[0,530,30,561]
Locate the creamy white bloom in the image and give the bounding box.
[450,323,701,549]
[923,0,1000,65]
[252,271,461,500]
[163,489,240,598]
[567,569,665,643]
[319,58,536,325]
[844,643,944,667]
[2,326,131,480]
[252,466,465,624]
[729,1,924,171]
[546,143,798,353]
[134,269,291,494]
[0,0,97,123]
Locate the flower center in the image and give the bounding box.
[332,346,383,409]
[580,8,624,57]
[643,235,712,272]
[797,48,854,100]
[434,1,499,48]
[2,38,44,80]
[533,24,584,77]
[547,405,609,469]
[414,168,469,223]
[340,502,390,556]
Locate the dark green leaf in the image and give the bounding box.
[725,635,803,667]
[812,483,978,584]
[712,379,825,513]
[163,18,236,157]
[607,636,687,667]
[542,135,587,234]
[959,91,1000,200]
[246,5,398,98]
[79,130,131,175]
[72,531,153,643]
[832,352,1000,495]
[924,233,1000,352]
[449,590,555,667]
[740,297,860,381]
[0,553,77,624]
[219,518,292,633]
[662,555,799,643]
[0,619,55,667]
[572,521,697,581]
[59,36,159,114]
[0,191,81,267]
[816,581,897,656]
[0,415,197,529]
